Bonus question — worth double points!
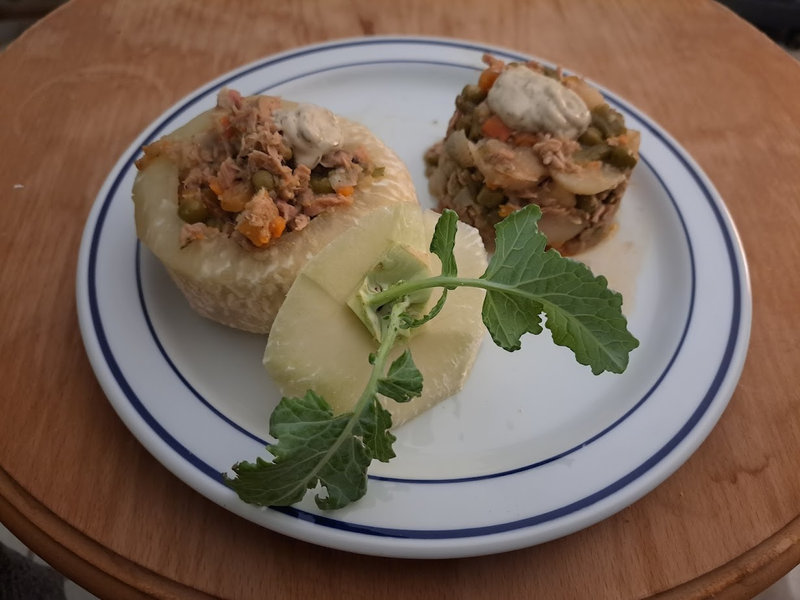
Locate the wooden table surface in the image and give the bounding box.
[2,0,800,598]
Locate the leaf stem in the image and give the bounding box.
[327,299,409,452]
[367,276,504,307]
[353,300,408,412]
[281,300,409,500]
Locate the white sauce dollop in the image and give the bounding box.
[273,104,343,168]
[487,67,590,139]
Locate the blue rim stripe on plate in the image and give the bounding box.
[88,178,219,481]
[134,250,267,446]
[86,37,743,539]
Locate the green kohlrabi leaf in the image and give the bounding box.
[359,398,396,462]
[429,208,458,279]
[226,204,640,513]
[480,204,639,374]
[224,301,416,510]
[376,349,423,403]
[223,391,370,510]
[400,209,460,330]
[400,208,464,331]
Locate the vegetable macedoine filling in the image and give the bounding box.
[135,88,383,250]
[224,205,640,510]
[425,54,641,255]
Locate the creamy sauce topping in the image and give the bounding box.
[274,104,343,168]
[487,67,590,139]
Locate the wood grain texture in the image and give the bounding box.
[1,0,799,598]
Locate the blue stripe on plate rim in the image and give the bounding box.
[85,37,744,539]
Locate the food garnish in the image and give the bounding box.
[224,204,639,510]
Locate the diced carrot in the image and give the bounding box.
[220,196,245,213]
[236,221,270,247]
[510,132,539,147]
[482,53,505,70]
[269,216,286,239]
[479,54,505,91]
[219,187,249,212]
[208,179,223,197]
[498,204,517,218]
[336,185,355,197]
[478,68,500,92]
[220,115,236,139]
[481,115,513,142]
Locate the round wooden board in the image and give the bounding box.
[2,0,800,597]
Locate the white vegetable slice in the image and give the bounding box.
[132,99,417,334]
[538,212,586,246]
[473,139,547,191]
[562,76,605,110]
[444,129,476,168]
[551,162,627,195]
[263,203,488,427]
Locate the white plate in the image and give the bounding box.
[76,37,751,559]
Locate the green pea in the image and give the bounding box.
[178,196,208,223]
[591,105,626,138]
[542,66,561,80]
[251,170,276,191]
[454,114,471,132]
[574,143,610,163]
[605,146,638,169]
[455,95,476,114]
[576,195,599,212]
[578,126,604,146]
[468,117,483,141]
[461,84,487,104]
[310,175,334,194]
[476,185,505,208]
